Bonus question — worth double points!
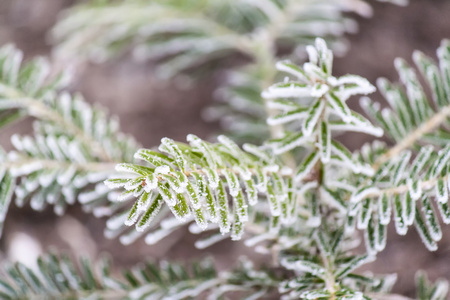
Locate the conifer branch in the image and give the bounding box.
[105,134,290,242]
[365,39,450,169]
[262,38,390,299]
[5,3,450,300]
[345,40,450,255]
[0,45,140,233]
[0,252,274,300]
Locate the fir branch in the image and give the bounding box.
[52,0,391,153]
[365,39,450,169]
[5,4,450,300]
[346,40,450,253]
[105,134,291,243]
[261,38,388,299]
[0,252,277,300]
[0,45,140,234]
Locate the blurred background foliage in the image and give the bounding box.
[0,0,450,297]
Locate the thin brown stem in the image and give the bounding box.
[2,85,114,162]
[1,158,116,173]
[246,1,300,171]
[361,174,448,200]
[368,293,413,300]
[374,105,450,169]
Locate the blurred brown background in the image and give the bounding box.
[1,0,450,297]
